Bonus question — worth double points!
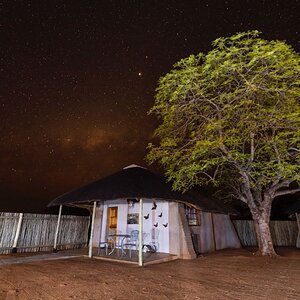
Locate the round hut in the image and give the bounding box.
[48,165,241,265]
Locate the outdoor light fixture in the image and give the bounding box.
[127,199,134,207]
[127,198,138,208]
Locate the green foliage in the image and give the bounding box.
[147,31,300,195]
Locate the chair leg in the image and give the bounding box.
[98,242,109,256]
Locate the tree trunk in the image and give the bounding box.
[252,210,277,257]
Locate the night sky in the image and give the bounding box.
[1,1,299,212]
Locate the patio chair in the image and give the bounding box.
[122,230,139,258]
[98,237,114,255]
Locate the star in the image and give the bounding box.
[0,0,299,213]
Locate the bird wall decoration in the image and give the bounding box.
[158,212,162,217]
[144,214,149,219]
[151,202,157,210]
[163,223,168,227]
[154,222,158,227]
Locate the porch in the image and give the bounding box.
[93,247,178,266]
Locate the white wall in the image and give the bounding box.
[190,211,215,253]
[92,203,103,247]
[93,199,170,253]
[169,202,197,258]
[213,213,241,250]
[168,202,180,255]
[92,201,241,256]
[190,211,241,253]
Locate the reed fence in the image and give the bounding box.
[0,212,90,254]
[233,220,298,246]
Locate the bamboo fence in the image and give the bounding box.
[233,220,298,246]
[1,213,298,254]
[0,212,90,254]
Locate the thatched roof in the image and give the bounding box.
[48,165,230,213]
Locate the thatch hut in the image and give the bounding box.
[48,165,241,265]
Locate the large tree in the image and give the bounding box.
[147,31,300,256]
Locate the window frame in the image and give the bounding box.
[184,204,200,226]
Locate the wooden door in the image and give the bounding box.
[108,207,118,236]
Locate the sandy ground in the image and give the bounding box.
[0,248,299,300]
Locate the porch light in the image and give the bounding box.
[127,198,137,208]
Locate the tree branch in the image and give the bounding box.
[229,182,248,203]
[269,179,291,194]
[275,188,300,198]
[250,132,255,163]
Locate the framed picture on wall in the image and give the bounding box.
[127,213,139,224]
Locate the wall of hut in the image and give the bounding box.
[0,212,89,254]
[93,200,197,259]
[189,212,241,254]
[233,220,298,247]
[94,199,170,254]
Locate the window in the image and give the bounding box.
[184,204,200,226]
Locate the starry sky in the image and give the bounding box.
[1,1,299,212]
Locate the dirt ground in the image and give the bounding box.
[0,248,299,300]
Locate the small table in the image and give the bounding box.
[107,234,130,255]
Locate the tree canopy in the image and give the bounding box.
[148,31,300,202]
[147,31,300,256]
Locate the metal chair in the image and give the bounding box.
[98,237,114,255]
[122,230,139,258]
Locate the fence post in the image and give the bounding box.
[53,205,63,253]
[12,213,23,253]
[296,213,300,248]
[89,201,97,258]
[138,198,143,267]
